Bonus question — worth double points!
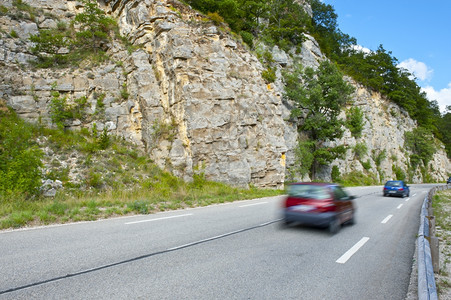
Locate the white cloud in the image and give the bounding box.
[397,58,433,81]
[351,44,371,54]
[422,83,451,113]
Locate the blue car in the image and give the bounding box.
[383,180,410,197]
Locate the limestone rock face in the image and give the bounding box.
[108,0,289,187]
[0,0,449,188]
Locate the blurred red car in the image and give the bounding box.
[282,182,356,234]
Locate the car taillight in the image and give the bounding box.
[317,202,336,213]
[284,198,298,208]
[399,188,404,191]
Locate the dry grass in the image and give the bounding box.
[433,188,451,298]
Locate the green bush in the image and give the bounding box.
[392,165,406,181]
[372,149,387,167]
[0,5,8,16]
[48,92,89,129]
[353,143,367,159]
[240,31,254,48]
[0,108,43,197]
[30,0,118,68]
[86,171,103,188]
[10,30,18,38]
[346,107,364,137]
[262,67,276,83]
[361,160,371,171]
[340,171,378,186]
[207,12,224,25]
[97,128,110,150]
[405,127,436,168]
[128,200,150,214]
[331,165,340,182]
[49,92,72,129]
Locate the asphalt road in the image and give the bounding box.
[0,184,436,299]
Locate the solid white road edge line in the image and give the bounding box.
[125,213,193,225]
[336,237,370,264]
[397,204,403,209]
[381,215,393,224]
[239,202,268,208]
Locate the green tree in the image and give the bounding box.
[264,0,310,49]
[310,0,355,58]
[437,106,451,158]
[73,0,117,52]
[404,127,436,168]
[284,60,354,179]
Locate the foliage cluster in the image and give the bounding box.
[151,119,177,143]
[0,5,8,16]
[185,0,311,50]
[9,0,38,21]
[404,127,436,168]
[345,106,364,138]
[338,171,379,186]
[29,0,117,68]
[0,107,43,198]
[353,143,367,160]
[49,90,89,129]
[392,165,406,181]
[372,149,387,167]
[284,60,354,179]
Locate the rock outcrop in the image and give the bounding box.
[0,0,449,188]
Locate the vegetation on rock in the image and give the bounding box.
[29,0,117,68]
[284,60,354,179]
[184,0,450,158]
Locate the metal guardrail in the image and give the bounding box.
[417,185,450,300]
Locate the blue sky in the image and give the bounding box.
[323,0,451,113]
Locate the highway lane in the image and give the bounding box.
[0,184,435,299]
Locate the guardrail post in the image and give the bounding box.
[427,216,436,237]
[429,236,440,274]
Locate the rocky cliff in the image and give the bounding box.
[0,0,449,188]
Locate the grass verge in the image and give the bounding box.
[0,180,283,230]
[0,183,283,229]
[432,188,451,297]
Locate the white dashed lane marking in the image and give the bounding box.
[336,237,370,264]
[125,214,193,225]
[239,202,268,208]
[381,215,393,224]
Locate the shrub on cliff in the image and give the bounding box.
[405,127,437,168]
[30,0,117,68]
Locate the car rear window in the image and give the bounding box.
[288,185,330,200]
[386,181,401,187]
